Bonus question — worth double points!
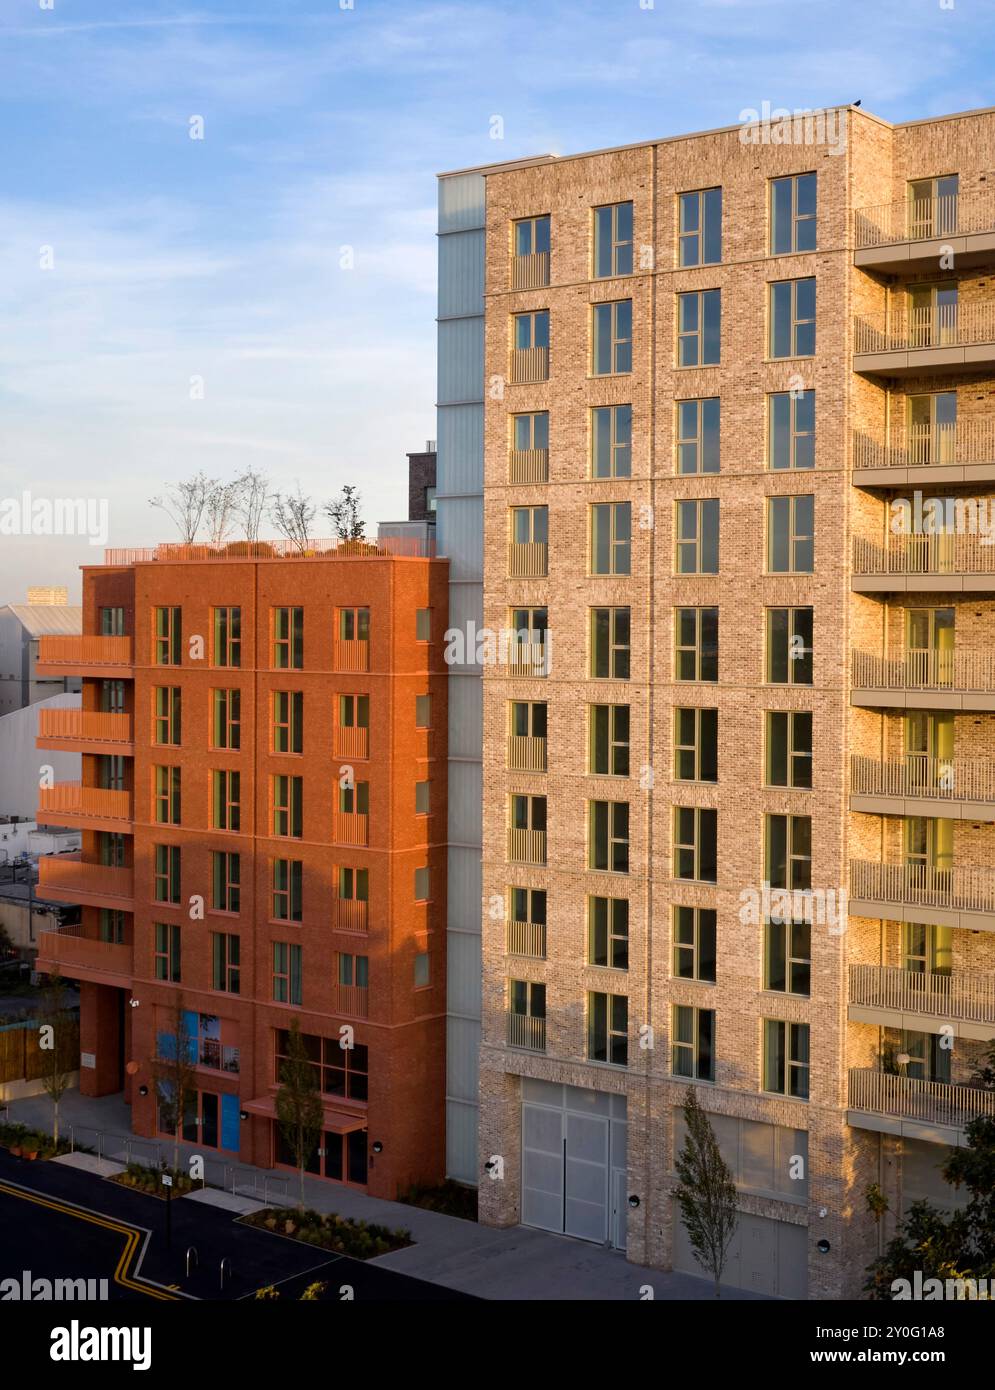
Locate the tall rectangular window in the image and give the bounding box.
[213,606,241,667]
[513,309,549,350]
[153,687,181,746]
[273,690,304,754]
[273,942,303,1006]
[587,992,628,1067]
[212,851,241,913]
[591,502,631,575]
[763,1019,810,1098]
[590,607,630,679]
[593,201,634,278]
[153,844,180,904]
[770,172,817,254]
[672,906,717,982]
[768,391,815,470]
[272,774,303,838]
[674,707,718,782]
[766,607,813,684]
[678,187,722,266]
[589,704,630,777]
[100,606,125,636]
[769,278,816,358]
[673,807,717,882]
[591,404,632,478]
[592,300,632,375]
[587,896,629,969]
[764,919,811,995]
[339,607,370,642]
[766,711,812,788]
[767,495,814,573]
[672,1005,715,1081]
[589,801,630,874]
[273,858,304,922]
[675,498,719,574]
[766,814,812,891]
[153,607,181,666]
[676,398,720,475]
[674,607,718,682]
[211,932,240,994]
[512,411,550,453]
[677,289,720,367]
[153,765,181,825]
[273,607,304,670]
[212,688,241,749]
[212,769,241,831]
[154,922,181,982]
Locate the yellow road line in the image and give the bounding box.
[0,1180,179,1301]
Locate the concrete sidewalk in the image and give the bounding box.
[5,1089,765,1300]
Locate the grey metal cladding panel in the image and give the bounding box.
[448,671,483,759]
[448,756,482,844]
[447,1015,482,1099]
[437,403,483,496]
[438,171,486,234]
[438,317,484,406]
[448,928,482,1016]
[446,580,483,635]
[438,228,485,319]
[436,495,483,582]
[446,1098,479,1184]
[447,843,482,932]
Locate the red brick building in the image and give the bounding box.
[34,539,448,1198]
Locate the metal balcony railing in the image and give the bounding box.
[507,641,548,678]
[37,709,133,745]
[849,963,995,1026]
[851,649,995,693]
[505,919,547,958]
[333,812,369,847]
[854,187,994,249]
[855,302,995,354]
[511,252,550,290]
[848,1066,995,1129]
[334,639,370,673]
[38,783,132,823]
[853,534,995,576]
[507,735,547,772]
[510,347,549,384]
[508,449,550,484]
[334,725,369,759]
[508,542,548,578]
[850,859,995,914]
[506,1012,546,1051]
[850,753,995,804]
[507,827,547,865]
[332,984,369,1019]
[37,856,134,903]
[330,897,368,933]
[36,635,133,671]
[852,420,995,470]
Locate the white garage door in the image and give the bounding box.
[672,1204,808,1298]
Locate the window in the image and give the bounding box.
[589,800,629,873]
[98,754,125,791]
[212,769,240,831]
[212,688,241,749]
[273,942,303,1006]
[908,392,957,465]
[908,174,959,239]
[508,980,546,1048]
[770,172,816,255]
[338,951,369,991]
[674,707,718,782]
[415,780,431,815]
[769,278,815,358]
[676,398,720,475]
[99,832,126,867]
[414,953,430,988]
[674,606,718,682]
[272,858,303,922]
[339,607,370,643]
[514,214,550,280]
[153,687,181,745]
[588,896,629,969]
[763,1020,810,1098]
[154,922,181,982]
[212,851,241,913]
[100,606,125,636]
[511,505,548,546]
[337,780,369,817]
[894,1028,951,1084]
[593,201,633,278]
[591,405,632,479]
[592,300,632,375]
[101,679,126,714]
[677,289,720,367]
[425,486,437,514]
[589,704,630,777]
[99,909,125,944]
[153,766,181,825]
[766,711,812,788]
[273,691,303,754]
[673,906,716,982]
[414,866,431,901]
[338,866,368,907]
[590,607,630,680]
[273,775,303,838]
[768,391,814,470]
[273,607,304,670]
[213,606,241,668]
[588,992,628,1066]
[678,187,722,266]
[767,495,814,573]
[591,502,631,575]
[153,607,181,666]
[675,498,719,574]
[673,807,717,882]
[512,410,549,454]
[416,608,431,642]
[509,607,548,674]
[766,814,811,891]
[764,920,811,995]
[672,1005,715,1080]
[513,310,549,352]
[415,694,432,729]
[766,607,813,684]
[153,844,180,904]
[211,932,240,994]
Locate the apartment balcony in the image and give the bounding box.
[506,1012,546,1051]
[37,856,134,910]
[506,641,548,678]
[508,542,548,579]
[511,252,550,290]
[847,1066,995,1145]
[852,534,995,594]
[854,188,995,273]
[37,708,134,756]
[36,635,134,678]
[852,420,995,487]
[333,639,370,673]
[849,963,995,1041]
[849,859,995,931]
[505,919,547,959]
[850,753,995,819]
[333,725,369,760]
[509,347,549,385]
[330,897,368,933]
[508,449,549,484]
[507,828,547,866]
[197,1039,241,1074]
[332,812,369,848]
[851,649,995,711]
[37,783,132,831]
[507,735,547,773]
[854,302,995,376]
[34,921,132,989]
[331,983,369,1019]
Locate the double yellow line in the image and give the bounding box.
[0,1180,180,1301]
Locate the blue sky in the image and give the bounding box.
[0,0,992,598]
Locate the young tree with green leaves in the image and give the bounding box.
[324,485,365,542]
[673,1086,739,1298]
[151,993,197,1174]
[275,1019,323,1208]
[39,971,76,1147]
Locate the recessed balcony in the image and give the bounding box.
[505,919,547,959]
[848,963,995,1041]
[852,420,995,487]
[852,535,995,593]
[37,783,132,831]
[37,708,134,755]
[37,855,134,910]
[854,188,995,274]
[506,1012,546,1051]
[508,449,549,484]
[850,753,995,819]
[34,922,132,988]
[507,735,547,772]
[847,1066,995,1145]
[851,649,995,711]
[507,827,547,866]
[849,859,995,931]
[36,635,134,678]
[854,302,995,376]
